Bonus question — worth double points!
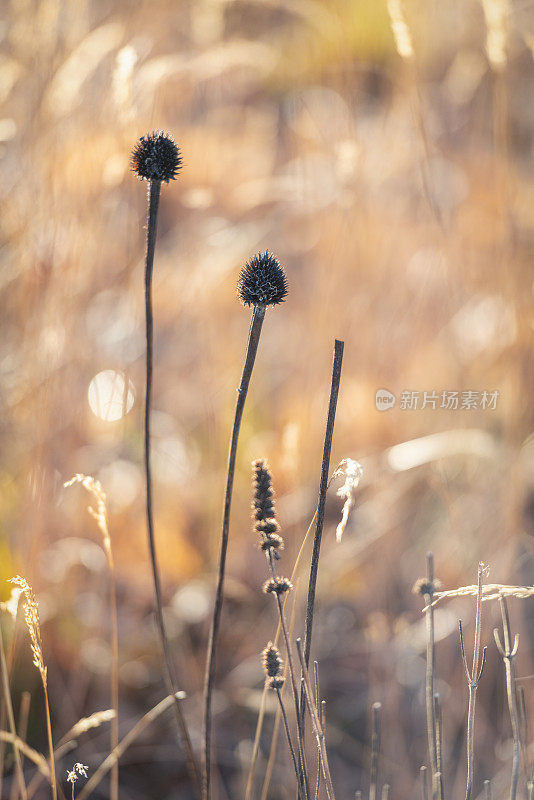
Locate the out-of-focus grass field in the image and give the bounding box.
[2,0,534,798]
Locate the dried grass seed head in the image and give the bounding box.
[258,532,284,553]
[237,251,288,307]
[131,131,182,182]
[9,576,46,682]
[263,577,293,595]
[252,459,276,521]
[262,642,283,678]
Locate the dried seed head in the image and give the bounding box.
[258,532,284,553]
[263,577,293,596]
[268,676,285,690]
[9,576,46,683]
[412,577,442,597]
[262,642,283,678]
[237,251,288,307]
[131,131,182,182]
[252,459,276,521]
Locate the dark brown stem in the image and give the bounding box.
[300,340,344,720]
[266,552,310,799]
[275,687,301,796]
[143,178,201,798]
[202,304,266,800]
[296,639,336,800]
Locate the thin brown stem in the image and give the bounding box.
[108,559,119,800]
[202,303,266,800]
[42,682,56,800]
[424,553,438,800]
[143,178,200,798]
[433,693,444,800]
[301,340,344,724]
[267,553,310,799]
[296,639,336,800]
[0,629,27,800]
[369,702,381,800]
[10,692,30,800]
[494,597,520,800]
[77,693,184,800]
[459,563,488,800]
[275,688,301,795]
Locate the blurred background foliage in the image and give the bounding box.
[2,0,534,798]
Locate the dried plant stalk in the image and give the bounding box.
[10,576,56,800]
[459,563,488,800]
[494,596,520,800]
[64,474,119,800]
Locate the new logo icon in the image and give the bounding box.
[375,388,396,411]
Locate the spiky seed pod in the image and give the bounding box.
[262,642,283,679]
[237,251,288,307]
[268,676,285,690]
[258,532,284,553]
[255,518,280,536]
[263,577,293,596]
[412,577,443,596]
[131,131,182,182]
[252,459,276,521]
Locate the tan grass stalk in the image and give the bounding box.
[494,597,520,800]
[296,638,336,800]
[64,475,119,800]
[0,628,28,800]
[10,691,30,800]
[459,563,488,800]
[9,576,55,800]
[76,691,185,800]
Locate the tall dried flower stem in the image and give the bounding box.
[254,463,349,800]
[494,596,520,800]
[202,304,266,800]
[459,563,488,800]
[369,702,381,800]
[64,475,120,800]
[301,340,344,718]
[0,628,27,800]
[275,686,300,794]
[143,178,200,797]
[296,638,336,800]
[423,553,439,800]
[266,551,310,800]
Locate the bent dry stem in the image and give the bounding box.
[143,178,200,797]
[202,304,266,800]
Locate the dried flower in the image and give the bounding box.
[237,251,288,308]
[262,642,283,679]
[263,577,293,596]
[67,763,89,784]
[130,131,182,182]
[332,458,363,542]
